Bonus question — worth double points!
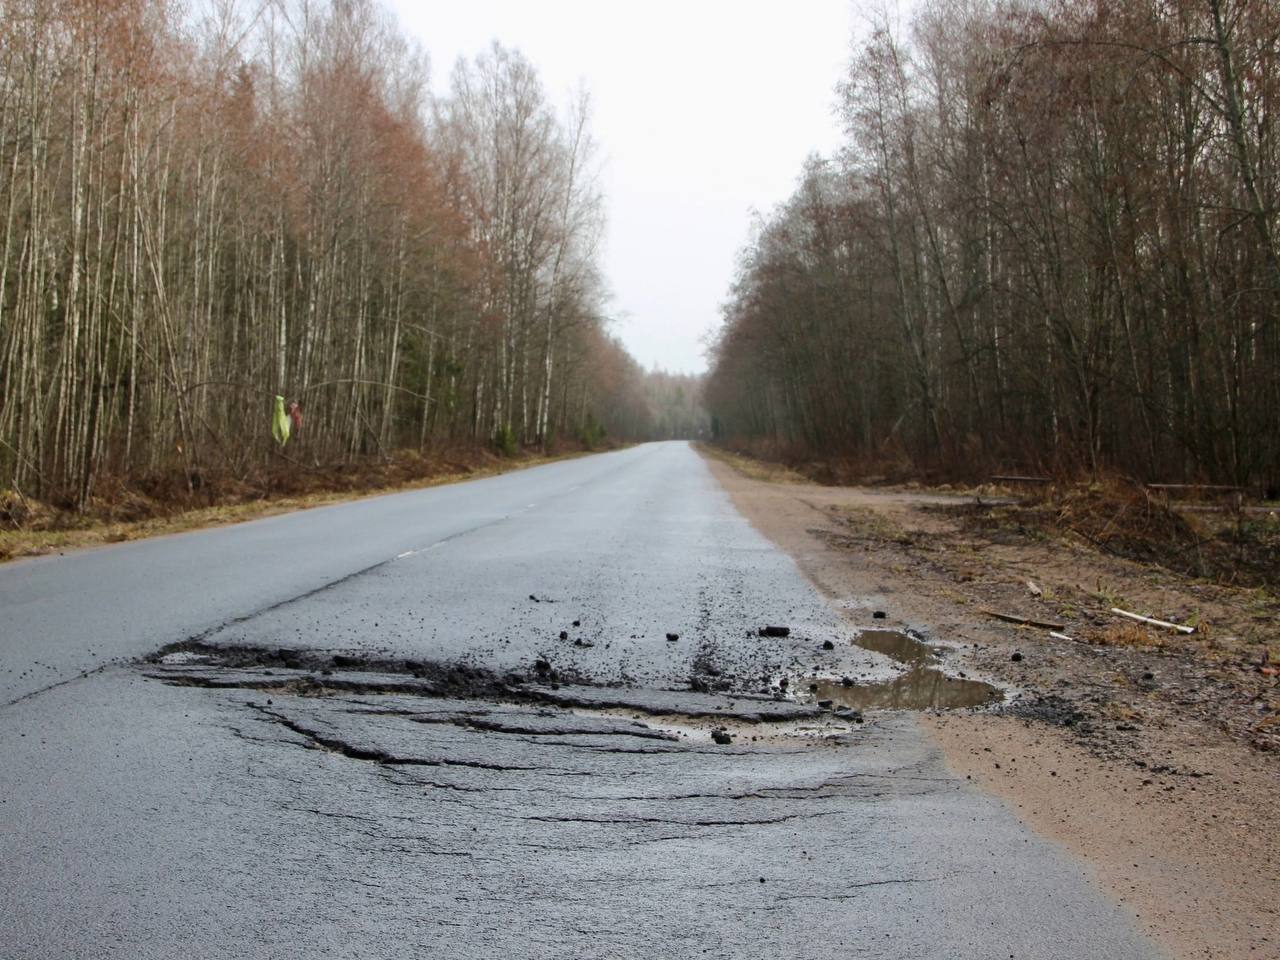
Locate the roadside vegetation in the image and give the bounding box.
[0,0,709,552]
[952,478,1280,589]
[706,0,1280,497]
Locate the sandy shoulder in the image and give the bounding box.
[923,713,1276,960]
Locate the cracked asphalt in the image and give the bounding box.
[0,442,1166,958]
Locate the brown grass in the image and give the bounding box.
[1091,622,1160,648]
[705,437,922,486]
[939,476,1280,589]
[695,444,810,485]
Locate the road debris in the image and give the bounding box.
[981,609,1066,631]
[1110,607,1196,635]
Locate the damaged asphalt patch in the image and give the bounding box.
[5,658,1153,959]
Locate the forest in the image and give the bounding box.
[706,0,1280,492]
[0,0,699,512]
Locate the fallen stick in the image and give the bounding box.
[981,610,1066,631]
[1110,607,1195,634]
[1049,631,1074,642]
[1145,483,1242,492]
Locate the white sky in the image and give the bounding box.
[387,0,856,374]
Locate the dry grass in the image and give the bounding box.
[703,439,923,487]
[938,477,1280,589]
[696,444,810,484]
[832,505,917,544]
[1091,622,1161,648]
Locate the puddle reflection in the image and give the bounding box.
[855,629,939,667]
[810,629,1003,711]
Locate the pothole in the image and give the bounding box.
[145,628,1002,738]
[586,705,863,747]
[141,643,836,730]
[801,629,1003,711]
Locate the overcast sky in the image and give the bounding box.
[387,0,855,374]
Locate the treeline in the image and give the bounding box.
[707,0,1280,489]
[643,371,708,440]
[0,0,655,509]
[581,362,707,444]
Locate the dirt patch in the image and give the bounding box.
[701,449,1280,960]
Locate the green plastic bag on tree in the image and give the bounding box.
[272,395,291,446]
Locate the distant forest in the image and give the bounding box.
[0,0,702,510]
[707,0,1279,491]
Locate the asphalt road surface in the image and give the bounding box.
[0,442,1165,958]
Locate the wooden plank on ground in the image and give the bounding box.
[981,609,1066,631]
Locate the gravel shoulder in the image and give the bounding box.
[702,449,1279,960]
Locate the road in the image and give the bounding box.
[0,442,1164,958]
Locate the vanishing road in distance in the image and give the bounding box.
[1,442,1163,958]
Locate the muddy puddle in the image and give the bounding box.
[853,629,939,668]
[809,629,1002,711]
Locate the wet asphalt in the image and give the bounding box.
[0,442,1166,958]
